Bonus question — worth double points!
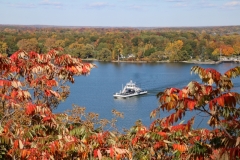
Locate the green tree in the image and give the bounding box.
[97,48,111,61]
[177,50,190,61]
[67,42,84,57]
[149,51,165,62]
[80,44,94,59]
[131,37,142,46]
[144,48,156,57]
[96,42,109,51]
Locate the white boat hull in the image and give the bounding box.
[113,91,147,98]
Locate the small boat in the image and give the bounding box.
[113,80,147,98]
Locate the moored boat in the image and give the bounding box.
[113,80,147,98]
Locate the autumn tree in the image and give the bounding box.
[17,38,39,52]
[149,66,240,159]
[212,44,235,56]
[0,47,136,159]
[233,41,240,55]
[0,41,8,55]
[0,49,96,159]
[55,39,66,48]
[165,40,184,61]
[44,38,58,51]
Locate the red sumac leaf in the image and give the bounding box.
[132,137,138,145]
[25,103,36,115]
[204,85,213,95]
[183,98,196,111]
[46,80,58,87]
[45,90,51,97]
[93,149,98,158]
[21,149,28,159]
[158,131,167,137]
[188,100,196,111]
[13,140,18,149]
[154,141,165,149]
[0,80,11,86]
[110,147,114,157]
[171,124,185,132]
[209,101,214,111]
[43,116,51,122]
[217,97,225,107]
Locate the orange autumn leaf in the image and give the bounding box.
[171,124,185,131]
[13,140,19,149]
[21,149,28,159]
[158,131,167,137]
[188,100,196,111]
[46,80,58,87]
[183,98,196,111]
[109,147,114,157]
[0,80,11,86]
[172,143,187,152]
[45,89,51,97]
[11,90,18,98]
[25,103,36,115]
[217,97,225,107]
[93,149,98,158]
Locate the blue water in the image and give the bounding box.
[56,61,240,131]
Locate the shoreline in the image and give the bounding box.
[83,59,224,64]
[181,60,222,64]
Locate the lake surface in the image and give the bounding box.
[56,61,240,131]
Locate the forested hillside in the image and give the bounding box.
[0,25,240,62]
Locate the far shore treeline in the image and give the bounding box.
[0,25,240,62]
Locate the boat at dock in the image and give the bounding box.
[113,80,147,98]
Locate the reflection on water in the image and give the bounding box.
[56,62,240,131]
[114,96,138,105]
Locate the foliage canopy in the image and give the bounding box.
[1,48,240,159]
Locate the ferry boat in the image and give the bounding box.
[113,80,147,98]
